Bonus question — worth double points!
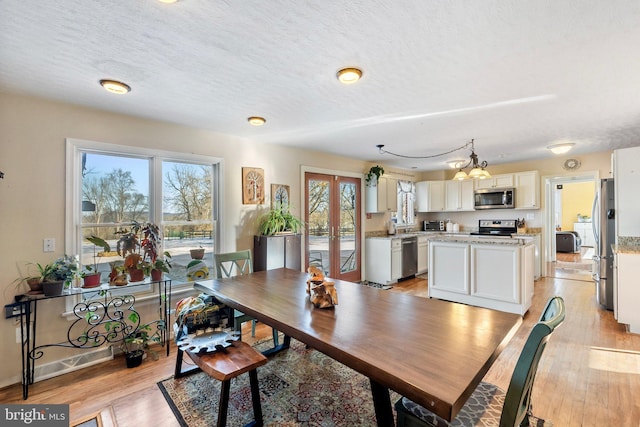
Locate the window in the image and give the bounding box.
[66,139,221,298]
[394,180,415,226]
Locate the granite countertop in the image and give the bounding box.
[612,245,640,254]
[428,234,531,246]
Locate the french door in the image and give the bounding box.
[304,172,361,282]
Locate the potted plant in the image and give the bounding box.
[148,251,172,281]
[258,203,304,236]
[82,235,111,288]
[116,222,162,282]
[365,165,384,186]
[110,312,164,368]
[40,255,79,296]
[190,246,205,260]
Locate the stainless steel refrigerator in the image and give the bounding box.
[592,178,615,310]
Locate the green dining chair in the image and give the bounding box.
[395,296,565,427]
[213,250,279,346]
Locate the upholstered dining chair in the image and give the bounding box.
[213,250,279,346]
[395,296,566,427]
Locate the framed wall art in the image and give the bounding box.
[271,183,290,209]
[242,167,265,204]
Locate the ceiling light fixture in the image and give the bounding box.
[158,0,178,3]
[99,79,131,94]
[376,139,491,180]
[447,159,466,169]
[336,67,362,84]
[547,142,575,155]
[247,116,266,126]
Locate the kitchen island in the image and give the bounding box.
[428,235,535,315]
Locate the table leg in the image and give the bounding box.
[370,379,395,427]
[260,334,291,357]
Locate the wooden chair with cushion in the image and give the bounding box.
[395,296,566,427]
[214,250,279,347]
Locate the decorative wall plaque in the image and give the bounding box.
[271,183,290,209]
[242,167,265,204]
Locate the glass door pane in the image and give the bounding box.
[305,173,361,281]
[306,175,331,276]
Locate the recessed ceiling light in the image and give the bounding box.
[247,116,266,126]
[99,79,131,94]
[547,142,575,155]
[336,67,362,84]
[447,159,466,169]
[158,0,178,3]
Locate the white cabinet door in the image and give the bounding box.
[429,241,469,294]
[416,181,445,212]
[365,238,392,284]
[417,235,428,274]
[515,171,540,209]
[365,177,394,213]
[386,178,398,212]
[391,238,402,280]
[614,146,640,237]
[616,253,640,333]
[475,174,514,190]
[471,244,519,303]
[445,180,474,211]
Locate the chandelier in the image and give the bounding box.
[375,139,491,180]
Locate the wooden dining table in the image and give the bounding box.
[195,268,522,426]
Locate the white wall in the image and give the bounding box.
[0,91,367,387]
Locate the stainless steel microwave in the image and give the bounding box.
[474,188,515,209]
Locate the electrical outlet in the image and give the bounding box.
[526,213,534,220]
[43,238,55,252]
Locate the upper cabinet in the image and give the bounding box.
[365,177,398,213]
[416,181,445,212]
[474,173,514,190]
[514,171,540,209]
[445,179,474,211]
[614,146,640,236]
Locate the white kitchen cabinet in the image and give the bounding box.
[365,237,402,284]
[365,177,398,213]
[417,235,429,274]
[474,173,514,190]
[429,241,469,294]
[429,239,534,315]
[415,181,445,212]
[615,252,640,334]
[614,147,640,237]
[445,179,474,211]
[573,222,595,247]
[514,171,540,209]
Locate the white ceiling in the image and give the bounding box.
[2,0,640,171]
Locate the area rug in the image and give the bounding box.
[359,280,393,290]
[158,339,399,426]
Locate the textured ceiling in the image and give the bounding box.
[2,0,640,170]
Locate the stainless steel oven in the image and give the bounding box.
[474,188,515,209]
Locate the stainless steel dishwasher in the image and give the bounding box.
[401,236,418,278]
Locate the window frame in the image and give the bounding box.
[65,138,223,313]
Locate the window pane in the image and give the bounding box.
[81,153,149,224]
[162,161,214,282]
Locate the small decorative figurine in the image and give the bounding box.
[309,281,338,309]
[306,266,324,293]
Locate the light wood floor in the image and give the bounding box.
[1,272,638,427]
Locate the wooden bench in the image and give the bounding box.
[181,341,267,427]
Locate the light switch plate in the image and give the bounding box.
[43,238,55,252]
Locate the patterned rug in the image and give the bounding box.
[359,280,393,290]
[158,339,399,426]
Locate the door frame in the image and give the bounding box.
[542,170,599,276]
[300,166,365,281]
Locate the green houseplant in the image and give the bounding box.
[83,235,111,287]
[116,222,161,282]
[258,204,304,236]
[107,312,165,368]
[365,165,384,186]
[40,255,79,296]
